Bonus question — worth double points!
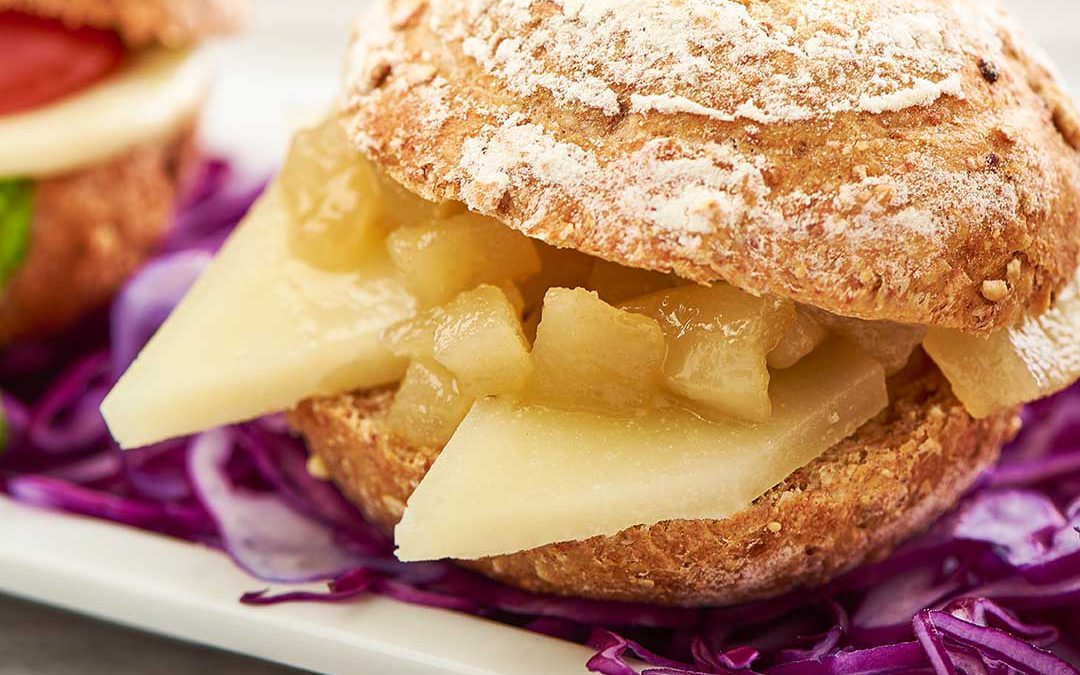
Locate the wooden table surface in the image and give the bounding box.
[4,0,1078,673]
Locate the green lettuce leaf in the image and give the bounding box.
[0,179,32,290]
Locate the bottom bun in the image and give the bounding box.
[0,122,198,345]
[290,353,1019,606]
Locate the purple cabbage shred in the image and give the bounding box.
[1,159,1079,674]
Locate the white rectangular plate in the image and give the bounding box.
[0,498,593,674]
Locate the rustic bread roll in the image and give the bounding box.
[0,124,198,344]
[0,0,244,47]
[343,0,1080,333]
[290,355,1018,606]
[300,0,1070,605]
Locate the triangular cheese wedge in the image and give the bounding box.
[395,338,887,561]
[924,271,1080,418]
[102,184,416,448]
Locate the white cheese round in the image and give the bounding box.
[0,48,211,179]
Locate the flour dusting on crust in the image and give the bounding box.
[455,113,773,246]
[431,0,999,122]
[344,0,1080,332]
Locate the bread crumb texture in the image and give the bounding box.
[345,0,1080,332]
[290,356,1019,606]
[0,0,244,47]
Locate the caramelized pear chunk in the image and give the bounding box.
[530,288,665,414]
[280,118,389,271]
[768,309,829,369]
[387,359,475,448]
[434,285,533,397]
[381,306,444,361]
[387,212,541,306]
[623,284,795,422]
[281,117,450,271]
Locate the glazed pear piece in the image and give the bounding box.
[623,284,795,422]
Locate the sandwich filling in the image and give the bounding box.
[0,10,211,290]
[103,117,1080,561]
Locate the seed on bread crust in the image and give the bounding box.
[0,123,198,345]
[289,354,1018,607]
[981,279,1010,302]
[0,0,244,47]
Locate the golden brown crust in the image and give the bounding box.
[0,124,198,345]
[0,0,244,47]
[289,355,1019,606]
[344,0,1080,332]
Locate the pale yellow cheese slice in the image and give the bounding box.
[394,339,888,561]
[924,271,1080,418]
[0,48,211,179]
[101,184,417,448]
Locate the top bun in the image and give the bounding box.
[0,0,244,47]
[344,0,1080,332]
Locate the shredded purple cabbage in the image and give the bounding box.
[2,159,1079,675]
